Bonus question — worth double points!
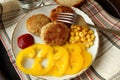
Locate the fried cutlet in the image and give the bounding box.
[40,21,70,46]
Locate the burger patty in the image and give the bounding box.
[50,6,74,21]
[40,21,70,46]
[26,14,50,36]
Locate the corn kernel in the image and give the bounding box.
[86,34,90,39]
[87,38,91,42]
[71,37,75,40]
[85,43,90,48]
[74,29,78,32]
[70,32,75,36]
[82,30,86,33]
[69,39,72,42]
[75,36,79,41]
[81,37,85,42]
[89,41,93,46]
[91,34,95,40]
[77,27,81,31]
[79,32,85,37]
[89,30,94,34]
[71,25,76,29]
[71,41,75,44]
[75,32,79,36]
[84,31,87,35]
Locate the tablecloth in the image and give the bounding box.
[0,0,120,80]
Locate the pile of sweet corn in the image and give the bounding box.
[69,25,95,48]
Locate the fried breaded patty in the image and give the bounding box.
[26,14,50,36]
[40,21,70,46]
[50,6,74,21]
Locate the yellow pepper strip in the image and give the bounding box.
[45,46,69,76]
[64,44,83,75]
[16,44,54,76]
[77,43,92,69]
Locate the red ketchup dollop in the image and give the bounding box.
[17,34,34,49]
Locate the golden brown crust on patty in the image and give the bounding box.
[50,6,74,21]
[26,14,50,36]
[40,21,70,46]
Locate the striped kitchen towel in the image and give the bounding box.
[75,0,120,80]
[79,0,120,49]
[0,0,120,80]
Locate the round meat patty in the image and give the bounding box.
[50,6,74,21]
[40,21,70,46]
[26,14,50,36]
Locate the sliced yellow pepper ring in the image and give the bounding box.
[45,46,69,76]
[64,44,83,75]
[83,51,92,68]
[77,43,92,69]
[16,44,54,76]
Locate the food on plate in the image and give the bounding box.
[16,43,92,76]
[55,0,85,7]
[63,44,83,74]
[17,34,34,49]
[69,25,95,48]
[45,46,69,76]
[76,43,92,69]
[40,21,70,46]
[13,4,98,79]
[16,44,54,76]
[50,5,74,21]
[26,14,50,36]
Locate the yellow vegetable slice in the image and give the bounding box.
[83,51,92,69]
[64,44,83,75]
[45,46,69,76]
[16,44,54,76]
[77,43,92,69]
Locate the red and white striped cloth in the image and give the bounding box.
[0,0,120,80]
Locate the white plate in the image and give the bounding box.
[12,4,99,80]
